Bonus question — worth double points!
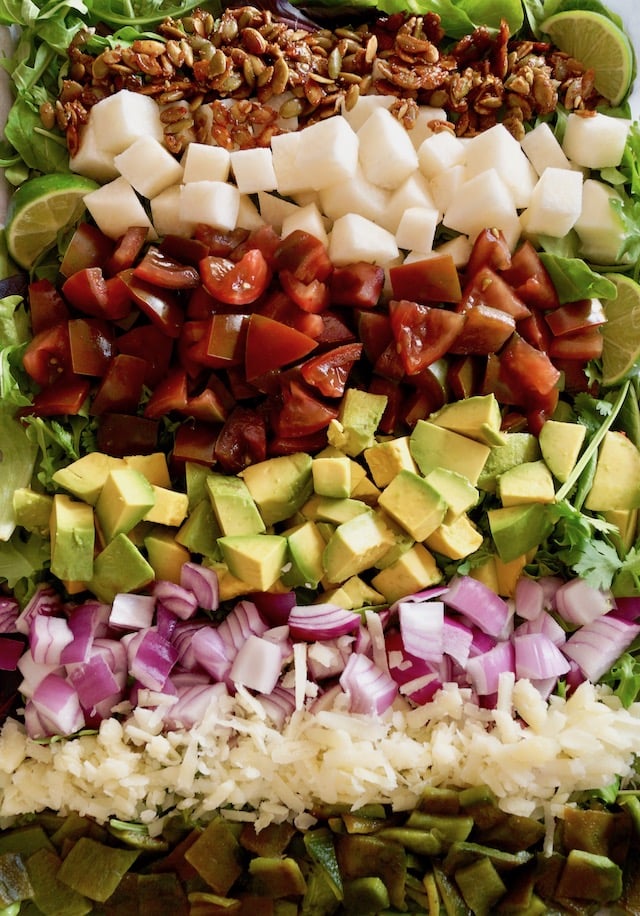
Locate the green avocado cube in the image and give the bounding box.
[431,393,506,446]
[378,470,446,541]
[585,430,640,511]
[283,520,326,589]
[327,389,388,456]
[52,452,124,505]
[50,494,95,582]
[425,467,479,523]
[488,503,553,563]
[364,436,416,488]
[410,421,490,486]
[95,467,156,543]
[206,473,265,536]
[312,454,352,498]
[89,533,154,603]
[477,432,541,493]
[240,453,313,526]
[218,535,288,591]
[538,419,586,483]
[322,510,392,584]
[497,460,555,507]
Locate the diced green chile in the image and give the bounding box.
[56,837,139,902]
[454,857,507,916]
[25,847,92,916]
[0,852,33,908]
[184,817,243,896]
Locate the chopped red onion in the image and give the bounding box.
[339,652,397,715]
[514,633,571,681]
[171,621,205,670]
[0,636,24,671]
[365,609,389,675]
[30,615,74,666]
[307,638,351,680]
[92,638,128,688]
[288,603,361,640]
[444,576,511,638]
[442,618,473,668]
[389,586,449,614]
[465,641,515,696]
[153,581,198,620]
[15,585,62,635]
[218,600,268,652]
[31,673,85,738]
[515,612,566,647]
[538,576,563,610]
[250,590,297,626]
[23,700,47,739]
[61,602,111,665]
[263,625,293,663]
[468,628,497,658]
[385,630,444,704]
[180,562,220,612]
[191,626,233,682]
[156,603,179,641]
[563,615,640,682]
[257,685,297,727]
[0,598,19,634]
[163,682,228,730]
[17,649,62,698]
[229,634,283,694]
[555,579,613,626]
[515,577,545,621]
[354,623,372,656]
[398,600,444,663]
[110,593,156,631]
[128,629,179,691]
[67,653,124,710]
[612,596,640,622]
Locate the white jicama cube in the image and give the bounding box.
[395,206,439,252]
[434,235,473,268]
[257,191,300,232]
[443,168,519,245]
[230,147,277,194]
[180,180,240,231]
[522,167,583,237]
[237,194,265,231]
[465,124,536,208]
[562,112,631,169]
[70,119,119,182]
[319,165,389,225]
[294,116,359,191]
[573,178,626,264]
[520,122,572,176]
[358,107,419,189]
[270,131,311,196]
[408,106,448,149]
[340,94,396,133]
[381,171,437,234]
[84,177,153,239]
[329,213,399,266]
[418,130,466,179]
[182,143,231,183]
[150,185,197,238]
[429,164,466,214]
[281,202,329,246]
[89,89,165,155]
[114,136,183,199]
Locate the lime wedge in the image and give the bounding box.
[600,274,640,387]
[5,173,99,270]
[541,10,634,107]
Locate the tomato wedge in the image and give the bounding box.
[244,313,317,380]
[200,249,270,306]
[389,253,462,304]
[90,354,148,416]
[300,343,363,398]
[389,299,466,375]
[22,322,71,387]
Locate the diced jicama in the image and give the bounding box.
[464,124,536,208]
[328,213,399,266]
[230,147,277,194]
[341,94,396,133]
[114,136,183,199]
[418,130,466,179]
[379,171,436,234]
[319,166,389,225]
[443,168,519,246]
[358,107,419,189]
[88,89,165,154]
[294,116,359,190]
[257,191,299,232]
[521,167,583,237]
[237,195,265,231]
[281,202,329,246]
[433,235,473,268]
[573,179,626,264]
[429,164,466,214]
[270,131,310,196]
[395,206,439,252]
[407,106,448,149]
[180,180,240,232]
[84,177,153,239]
[562,112,631,169]
[520,122,573,176]
[150,185,196,238]
[182,143,231,183]
[70,119,119,182]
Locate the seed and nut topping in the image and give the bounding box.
[56,5,607,154]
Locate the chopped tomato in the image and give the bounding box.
[357,311,392,364]
[329,262,385,308]
[182,376,234,424]
[28,279,69,335]
[517,310,552,352]
[278,270,330,314]
[274,230,333,283]
[527,386,560,437]
[172,420,218,467]
[104,226,148,276]
[374,341,407,382]
[232,224,281,267]
[134,246,201,289]
[275,378,339,437]
[499,333,561,402]
[27,377,90,417]
[205,313,248,368]
[315,311,358,348]
[389,299,466,375]
[116,324,174,388]
[119,269,184,338]
[460,266,530,320]
[59,223,114,278]
[214,407,267,473]
[450,304,516,354]
[68,318,116,376]
[548,327,604,361]
[501,241,559,311]
[22,322,71,387]
[465,227,512,277]
[268,430,329,456]
[389,254,462,304]
[544,298,606,338]
[258,290,325,339]
[244,313,317,380]
[368,376,404,435]
[97,413,158,457]
[187,283,220,319]
[159,234,210,266]
[194,224,249,257]
[144,368,189,419]
[554,358,593,394]
[104,276,133,320]
[300,343,363,397]
[62,267,110,318]
[200,249,270,306]
[447,355,483,400]
[90,354,148,416]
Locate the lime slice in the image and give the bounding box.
[541,10,634,106]
[5,173,100,270]
[600,274,640,387]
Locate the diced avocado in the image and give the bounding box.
[322,576,385,610]
[350,474,381,505]
[95,467,156,543]
[283,520,326,588]
[497,461,555,507]
[89,533,154,603]
[585,431,640,511]
[144,527,190,584]
[494,552,531,598]
[374,511,415,569]
[488,504,553,564]
[470,556,500,594]
[604,508,638,551]
[327,389,388,456]
[52,452,124,505]
[240,453,313,526]
[124,452,171,488]
[185,461,211,510]
[538,419,586,483]
[143,485,189,527]
[218,534,288,591]
[206,473,265,536]
[364,436,417,488]
[425,513,483,560]
[13,488,53,536]
[323,510,392,584]
[378,470,446,541]
[425,468,479,523]
[431,393,506,446]
[312,454,352,498]
[371,543,442,604]
[176,498,221,557]
[410,421,490,486]
[315,446,368,493]
[208,560,257,602]
[302,495,369,525]
[50,494,95,582]
[477,433,541,493]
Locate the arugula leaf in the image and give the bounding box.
[538,254,616,303]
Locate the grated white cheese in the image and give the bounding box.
[0,680,639,834]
